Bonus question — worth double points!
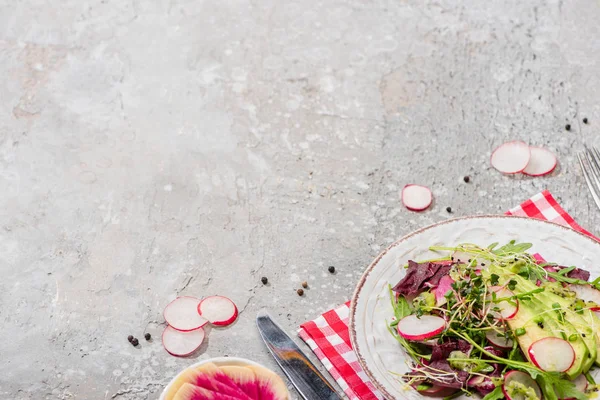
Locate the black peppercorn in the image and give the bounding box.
[297,288,304,296]
[145,333,151,341]
[583,117,588,124]
[127,335,133,343]
[131,338,139,346]
[446,207,452,213]
[261,277,268,285]
[565,124,571,131]
[328,266,335,273]
[463,176,470,183]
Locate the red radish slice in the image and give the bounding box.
[162,326,205,357]
[569,284,600,306]
[523,146,557,176]
[401,184,432,211]
[163,296,208,331]
[486,330,514,350]
[397,315,446,341]
[490,141,531,174]
[528,337,575,372]
[197,296,239,326]
[573,374,589,392]
[592,307,600,319]
[487,286,519,320]
[434,275,454,306]
[503,370,542,400]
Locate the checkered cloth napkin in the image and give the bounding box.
[298,190,599,400]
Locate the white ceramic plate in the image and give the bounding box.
[159,357,291,400]
[349,215,600,400]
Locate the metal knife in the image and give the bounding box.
[256,309,342,400]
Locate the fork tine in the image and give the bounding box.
[584,146,600,182]
[578,153,600,212]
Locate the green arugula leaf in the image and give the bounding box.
[389,285,411,321]
[481,386,503,400]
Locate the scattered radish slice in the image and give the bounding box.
[397,315,446,341]
[486,329,514,350]
[163,296,208,331]
[401,184,432,211]
[487,286,519,320]
[528,337,575,372]
[503,370,542,400]
[490,141,531,174]
[569,284,600,306]
[523,146,557,176]
[198,296,239,326]
[162,325,205,356]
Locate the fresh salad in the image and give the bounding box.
[389,241,600,400]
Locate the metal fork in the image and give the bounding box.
[578,145,600,211]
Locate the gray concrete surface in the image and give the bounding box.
[1,0,600,398]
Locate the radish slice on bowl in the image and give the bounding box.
[490,141,531,174]
[162,326,205,357]
[396,315,446,341]
[486,329,514,350]
[163,296,208,331]
[198,296,239,326]
[573,374,588,393]
[487,286,519,320]
[401,184,432,211]
[523,147,557,176]
[528,337,575,372]
[503,370,542,400]
[434,275,454,306]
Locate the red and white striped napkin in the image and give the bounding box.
[298,190,598,400]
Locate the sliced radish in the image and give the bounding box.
[503,370,542,400]
[487,286,519,320]
[197,296,239,326]
[434,275,454,306]
[486,329,514,350]
[417,384,458,397]
[592,307,600,319]
[397,315,446,341]
[490,141,531,174]
[569,284,600,306]
[162,325,205,357]
[163,296,208,331]
[523,147,557,176]
[528,337,575,372]
[401,184,432,212]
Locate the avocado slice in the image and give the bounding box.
[509,277,598,373]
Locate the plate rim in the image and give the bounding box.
[348,214,600,400]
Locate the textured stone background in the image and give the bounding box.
[1,0,599,398]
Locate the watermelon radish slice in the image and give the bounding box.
[163,296,208,331]
[569,284,600,306]
[164,363,251,400]
[247,365,289,399]
[490,141,531,174]
[162,326,205,357]
[502,370,542,400]
[401,184,432,211]
[173,383,239,400]
[486,329,514,350]
[197,296,239,326]
[397,315,446,341]
[218,366,260,399]
[487,286,519,320]
[523,146,557,176]
[528,337,575,372]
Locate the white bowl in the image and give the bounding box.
[349,215,600,399]
[159,356,291,400]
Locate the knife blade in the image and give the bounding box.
[256,309,342,400]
